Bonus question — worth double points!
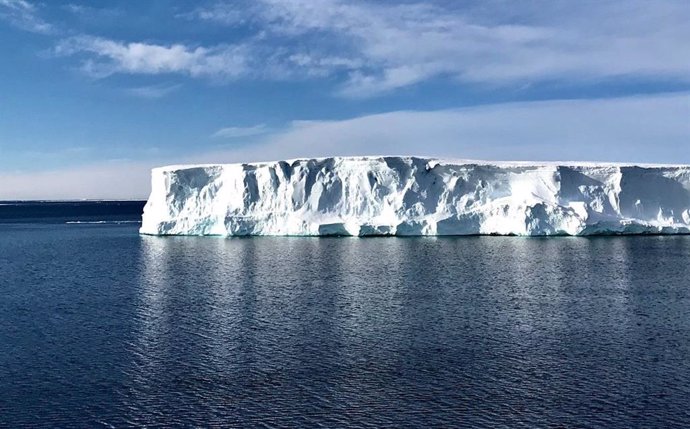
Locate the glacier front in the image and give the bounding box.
[140,157,690,236]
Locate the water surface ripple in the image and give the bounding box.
[1,224,690,427]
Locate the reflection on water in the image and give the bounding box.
[2,225,690,427]
[130,235,690,427]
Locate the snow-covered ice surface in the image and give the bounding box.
[140,156,690,236]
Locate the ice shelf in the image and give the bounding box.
[140,156,690,236]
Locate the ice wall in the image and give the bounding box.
[140,157,690,236]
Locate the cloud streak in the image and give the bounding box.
[0,0,53,33]
[124,83,181,99]
[211,124,269,139]
[253,0,690,96]
[55,36,249,79]
[50,0,690,97]
[206,92,690,163]
[2,92,687,199]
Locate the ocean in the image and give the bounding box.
[1,202,690,427]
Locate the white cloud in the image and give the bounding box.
[178,2,247,25]
[55,36,249,79]
[203,92,690,163]
[2,92,687,199]
[124,83,181,99]
[52,0,690,97]
[61,3,122,19]
[211,124,269,139]
[0,0,53,34]
[197,0,690,96]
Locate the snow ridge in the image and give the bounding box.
[140,156,690,236]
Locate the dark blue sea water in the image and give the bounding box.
[1,202,690,427]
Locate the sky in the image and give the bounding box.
[0,0,688,199]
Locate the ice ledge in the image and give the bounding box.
[140,156,690,237]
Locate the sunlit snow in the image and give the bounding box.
[140,157,690,236]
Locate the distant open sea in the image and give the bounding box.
[1,201,690,427]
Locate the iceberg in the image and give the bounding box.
[140,156,690,236]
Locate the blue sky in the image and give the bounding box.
[0,0,688,199]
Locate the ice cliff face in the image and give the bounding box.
[140,157,690,236]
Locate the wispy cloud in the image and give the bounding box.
[53,34,354,82]
[61,3,122,18]
[3,92,687,199]
[51,0,690,97]
[0,0,54,34]
[267,0,690,96]
[54,36,249,79]
[187,0,690,96]
[177,2,248,25]
[211,124,269,139]
[208,92,690,163]
[124,83,181,99]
